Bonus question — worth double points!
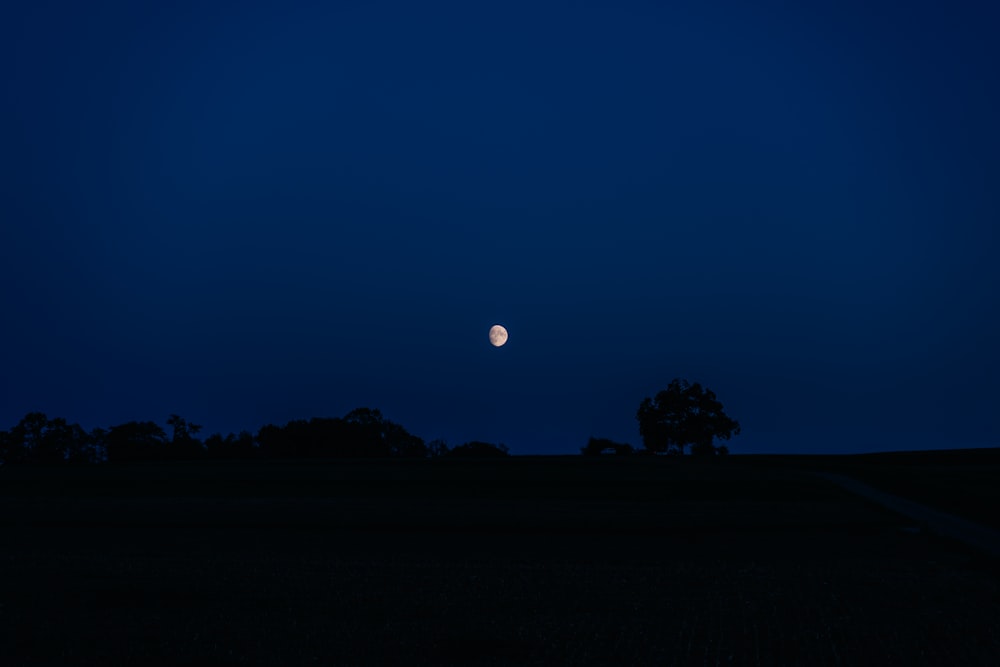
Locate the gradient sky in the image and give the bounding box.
[3,0,998,454]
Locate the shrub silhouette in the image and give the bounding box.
[581,437,634,456]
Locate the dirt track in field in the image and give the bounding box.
[817,472,1000,557]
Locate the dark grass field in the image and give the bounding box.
[2,457,999,666]
[733,449,1000,530]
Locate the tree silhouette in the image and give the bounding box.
[44,417,94,464]
[0,428,10,464]
[295,417,352,457]
[256,419,344,458]
[12,412,52,463]
[254,409,427,459]
[385,422,427,458]
[204,431,256,459]
[1,413,98,464]
[343,408,427,458]
[636,379,740,456]
[256,423,290,458]
[426,439,450,457]
[166,414,204,460]
[88,427,108,463]
[1,414,33,464]
[106,421,168,462]
[342,408,393,457]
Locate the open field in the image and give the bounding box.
[2,458,999,665]
[732,449,1000,530]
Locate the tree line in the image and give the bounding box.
[0,408,509,464]
[0,378,740,464]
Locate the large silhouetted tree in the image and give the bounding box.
[636,379,740,456]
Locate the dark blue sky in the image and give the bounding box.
[3,0,998,454]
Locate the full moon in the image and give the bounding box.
[489,324,508,347]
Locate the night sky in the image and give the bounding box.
[3,1,998,454]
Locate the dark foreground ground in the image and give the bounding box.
[1,457,999,666]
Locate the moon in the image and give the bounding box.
[489,324,508,347]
